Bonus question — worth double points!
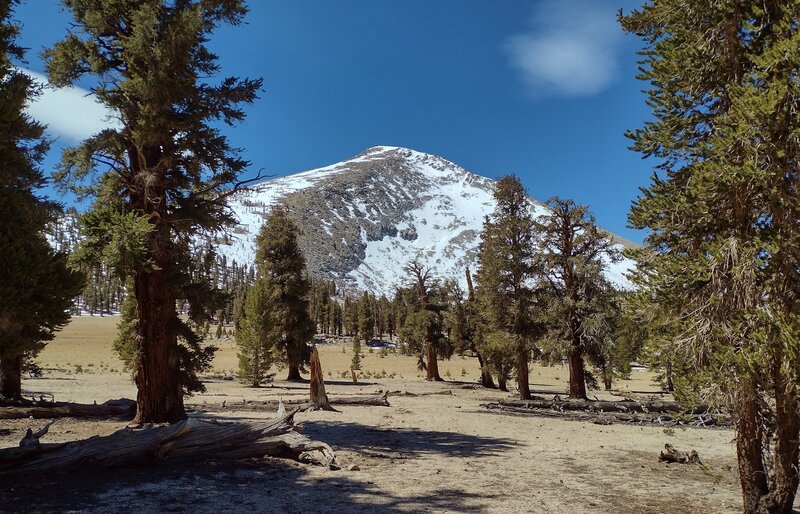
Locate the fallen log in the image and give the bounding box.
[188,392,390,414]
[0,408,335,475]
[498,398,708,415]
[386,390,454,397]
[483,401,729,428]
[0,398,136,420]
[659,443,700,464]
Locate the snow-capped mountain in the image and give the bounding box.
[220,146,636,294]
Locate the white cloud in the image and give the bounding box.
[505,1,624,97]
[20,68,120,141]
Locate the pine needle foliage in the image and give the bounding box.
[0,0,84,399]
[621,2,800,510]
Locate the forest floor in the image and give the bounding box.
[0,316,768,513]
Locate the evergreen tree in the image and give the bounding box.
[45,0,261,422]
[357,291,374,344]
[621,3,800,510]
[351,338,362,371]
[447,271,495,388]
[254,208,314,381]
[399,259,452,381]
[475,175,543,399]
[236,277,274,386]
[534,197,619,399]
[0,0,84,399]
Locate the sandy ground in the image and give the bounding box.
[0,316,766,513]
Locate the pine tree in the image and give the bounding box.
[357,291,374,344]
[621,3,800,510]
[351,337,362,371]
[0,0,84,399]
[399,259,452,381]
[534,197,619,399]
[236,277,274,386]
[254,208,314,381]
[447,271,495,388]
[45,0,261,422]
[475,175,543,399]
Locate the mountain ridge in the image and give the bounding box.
[217,146,636,294]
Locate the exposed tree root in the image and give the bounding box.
[0,398,136,420]
[0,408,336,475]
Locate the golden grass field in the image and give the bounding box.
[37,315,659,396]
[2,315,774,513]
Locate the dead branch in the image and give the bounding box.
[659,444,701,464]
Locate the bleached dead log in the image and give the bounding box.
[387,390,454,397]
[0,398,136,420]
[497,398,707,414]
[483,400,729,427]
[0,408,335,475]
[188,392,389,414]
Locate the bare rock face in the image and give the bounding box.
[221,146,636,294]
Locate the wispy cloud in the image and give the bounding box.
[505,1,624,97]
[21,68,119,141]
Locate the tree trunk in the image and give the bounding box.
[516,348,531,400]
[0,356,22,399]
[133,257,185,424]
[735,379,770,513]
[474,349,496,388]
[498,374,508,392]
[286,363,303,381]
[603,366,612,391]
[567,349,587,400]
[665,361,674,392]
[767,353,800,513]
[425,341,442,381]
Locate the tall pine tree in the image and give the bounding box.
[44,0,261,422]
[253,208,314,381]
[475,175,543,399]
[534,197,619,399]
[0,0,84,399]
[622,2,800,511]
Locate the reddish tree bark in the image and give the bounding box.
[133,257,185,424]
[0,356,22,399]
[425,343,442,381]
[567,350,588,400]
[286,364,303,382]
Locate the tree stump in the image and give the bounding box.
[309,347,336,411]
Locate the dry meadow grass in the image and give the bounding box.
[0,315,764,513]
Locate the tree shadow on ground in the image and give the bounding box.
[1,459,495,513]
[302,420,516,459]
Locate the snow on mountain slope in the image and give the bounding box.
[217,146,636,295]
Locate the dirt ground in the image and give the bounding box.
[0,316,769,513]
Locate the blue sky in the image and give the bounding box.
[14,0,650,243]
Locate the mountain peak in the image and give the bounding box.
[220,148,635,293]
